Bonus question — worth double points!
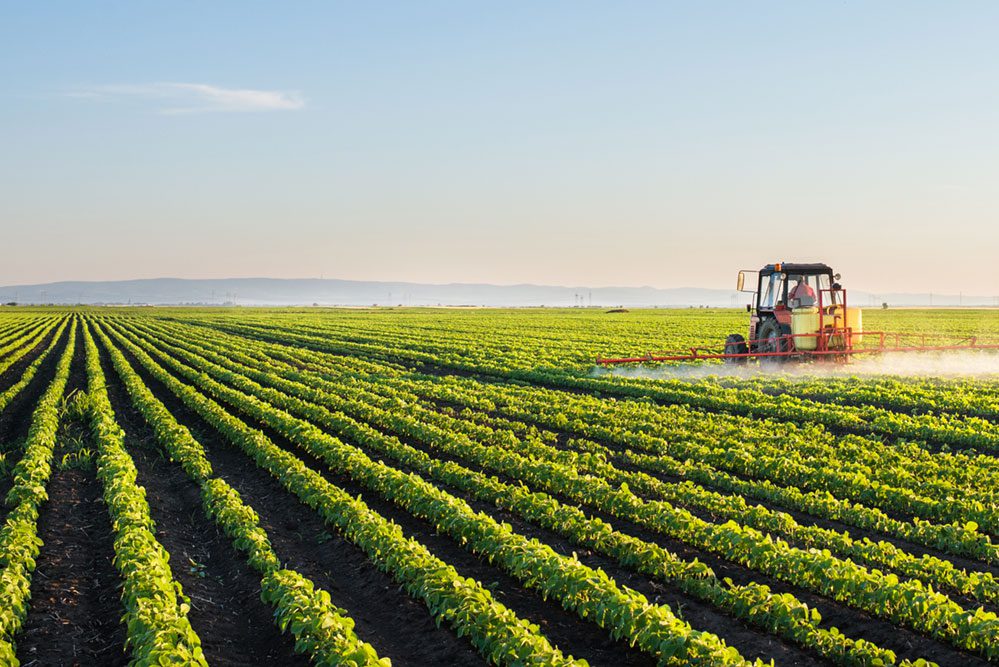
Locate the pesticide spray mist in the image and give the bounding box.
[591,351,999,381]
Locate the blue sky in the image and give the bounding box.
[2,3,998,293]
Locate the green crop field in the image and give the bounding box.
[0,307,998,666]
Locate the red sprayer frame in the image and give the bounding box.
[596,289,999,365]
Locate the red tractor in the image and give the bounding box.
[723,262,858,364]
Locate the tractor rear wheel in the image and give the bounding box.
[757,319,788,366]
[724,334,749,364]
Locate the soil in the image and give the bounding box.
[16,465,129,667]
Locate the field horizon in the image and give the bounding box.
[2,276,995,308]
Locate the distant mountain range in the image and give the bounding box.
[0,277,993,308]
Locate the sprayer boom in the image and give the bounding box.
[596,332,999,365]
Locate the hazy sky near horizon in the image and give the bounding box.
[2,3,998,294]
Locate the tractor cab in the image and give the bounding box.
[751,263,839,311]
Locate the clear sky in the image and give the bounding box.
[2,2,998,294]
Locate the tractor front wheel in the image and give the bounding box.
[724,334,749,364]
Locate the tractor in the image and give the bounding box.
[723,262,859,363]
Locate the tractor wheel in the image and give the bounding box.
[756,319,788,366]
[723,334,749,364]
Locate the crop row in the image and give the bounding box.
[185,316,999,454]
[0,319,70,418]
[0,317,58,367]
[118,316,999,660]
[102,318,762,666]
[125,318,931,666]
[155,317,999,564]
[133,318,999,610]
[707,375,999,423]
[186,317,999,509]
[396,373,999,538]
[95,321,589,667]
[80,322,209,665]
[0,318,76,665]
[90,320,392,666]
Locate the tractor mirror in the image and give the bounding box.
[736,271,745,291]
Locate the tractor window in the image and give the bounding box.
[788,274,830,308]
[814,274,831,304]
[818,273,845,305]
[759,272,786,309]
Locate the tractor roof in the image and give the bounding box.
[760,262,833,276]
